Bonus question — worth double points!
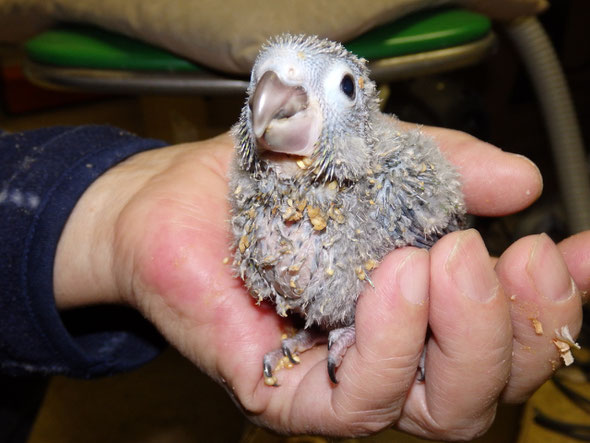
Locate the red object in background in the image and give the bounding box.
[0,62,102,114]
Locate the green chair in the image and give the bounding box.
[23,7,493,95]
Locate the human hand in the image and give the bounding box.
[53,127,585,439]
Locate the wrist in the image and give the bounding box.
[53,147,170,309]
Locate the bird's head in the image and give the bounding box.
[233,34,380,184]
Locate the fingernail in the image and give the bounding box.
[512,153,543,180]
[396,249,429,305]
[511,153,543,199]
[445,229,498,302]
[527,233,575,302]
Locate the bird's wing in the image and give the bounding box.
[368,115,466,249]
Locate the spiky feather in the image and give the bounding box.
[229,34,465,330]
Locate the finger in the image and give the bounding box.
[399,229,512,440]
[430,127,543,216]
[331,247,431,433]
[558,230,590,298]
[495,234,584,403]
[399,123,543,217]
[257,247,430,436]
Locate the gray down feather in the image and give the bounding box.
[229,34,465,331]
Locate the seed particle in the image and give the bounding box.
[307,207,327,231]
[264,376,278,386]
[531,318,543,335]
[239,235,249,253]
[328,206,345,224]
[283,207,303,222]
[365,259,378,271]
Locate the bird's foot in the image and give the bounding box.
[327,325,356,384]
[263,329,327,386]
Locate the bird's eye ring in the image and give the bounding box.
[340,74,355,100]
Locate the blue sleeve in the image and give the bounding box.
[0,125,168,378]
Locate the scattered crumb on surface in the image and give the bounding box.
[276,355,294,371]
[264,354,299,387]
[222,257,230,264]
[531,318,544,335]
[264,376,278,386]
[553,339,575,366]
[553,325,581,366]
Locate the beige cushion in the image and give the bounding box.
[0,0,547,74]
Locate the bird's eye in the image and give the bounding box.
[340,74,355,100]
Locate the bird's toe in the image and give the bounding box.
[326,325,356,384]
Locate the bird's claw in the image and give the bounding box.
[326,325,356,384]
[263,352,280,386]
[417,347,426,382]
[327,358,338,384]
[282,342,299,364]
[263,359,274,379]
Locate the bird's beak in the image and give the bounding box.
[249,71,321,157]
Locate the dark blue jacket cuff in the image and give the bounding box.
[1,125,167,377]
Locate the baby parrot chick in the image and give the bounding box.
[229,34,465,386]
